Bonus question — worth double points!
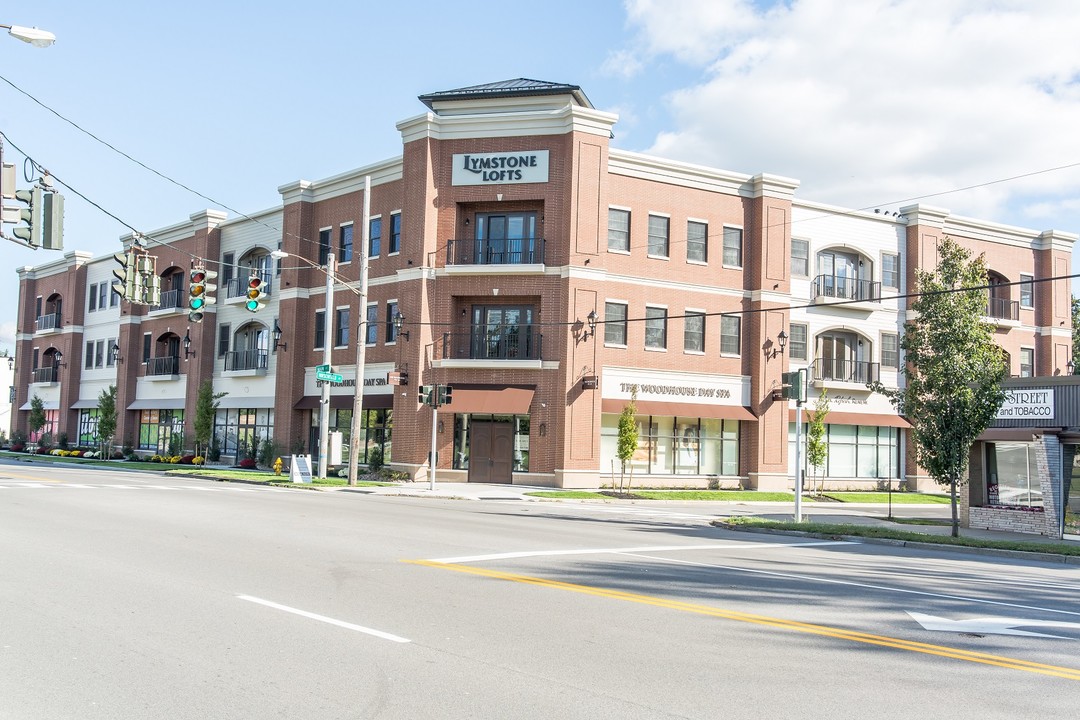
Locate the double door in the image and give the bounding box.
[467,421,514,484]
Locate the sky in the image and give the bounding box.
[2,0,1079,353]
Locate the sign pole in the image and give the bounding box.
[317,252,335,480]
[794,369,805,523]
[347,176,371,486]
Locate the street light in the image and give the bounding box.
[1,24,56,48]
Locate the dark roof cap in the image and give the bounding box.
[419,78,592,110]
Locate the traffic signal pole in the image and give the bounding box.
[794,374,804,523]
[347,176,371,486]
[318,252,335,480]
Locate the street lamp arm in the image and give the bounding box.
[1,24,56,48]
[270,249,365,299]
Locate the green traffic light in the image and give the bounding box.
[191,297,205,310]
[246,300,260,312]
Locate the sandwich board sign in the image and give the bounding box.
[290,454,313,484]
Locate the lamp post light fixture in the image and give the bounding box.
[1,24,56,48]
[111,342,123,365]
[392,312,409,342]
[770,329,788,360]
[7,355,13,371]
[273,320,287,352]
[581,309,598,341]
[182,330,195,359]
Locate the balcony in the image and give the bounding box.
[225,272,273,301]
[145,355,180,379]
[985,297,1020,328]
[811,357,880,390]
[445,238,546,274]
[811,274,881,310]
[224,349,269,375]
[31,367,57,384]
[435,324,544,369]
[34,313,61,333]
[151,289,185,313]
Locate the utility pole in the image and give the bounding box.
[317,252,335,479]
[794,369,805,523]
[347,176,371,486]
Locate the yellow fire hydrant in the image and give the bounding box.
[273,457,283,476]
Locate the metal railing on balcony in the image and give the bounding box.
[986,296,1019,321]
[812,357,880,385]
[31,367,57,383]
[145,356,180,376]
[812,274,881,303]
[446,238,545,266]
[152,289,185,311]
[225,272,273,299]
[438,324,543,361]
[34,313,61,332]
[224,349,269,372]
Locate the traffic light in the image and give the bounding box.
[188,267,209,322]
[245,274,267,312]
[41,191,64,250]
[12,185,41,247]
[780,370,805,402]
[419,385,434,406]
[438,384,453,406]
[112,251,137,302]
[137,254,161,306]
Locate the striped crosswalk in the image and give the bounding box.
[0,480,291,493]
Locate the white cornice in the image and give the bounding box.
[278,158,404,206]
[396,104,617,145]
[16,251,93,280]
[607,149,762,197]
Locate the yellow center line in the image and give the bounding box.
[0,469,66,483]
[408,559,1080,681]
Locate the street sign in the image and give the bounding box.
[316,364,331,373]
[316,370,343,383]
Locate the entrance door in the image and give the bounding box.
[468,421,513,484]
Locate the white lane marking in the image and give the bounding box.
[616,551,1080,619]
[907,611,1080,639]
[236,595,410,643]
[431,541,848,564]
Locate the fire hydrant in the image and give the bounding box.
[273,457,283,476]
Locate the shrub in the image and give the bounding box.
[69,450,82,457]
[208,434,221,462]
[179,455,195,464]
[11,430,27,447]
[258,437,280,468]
[169,455,181,464]
[150,454,163,463]
[39,433,54,450]
[238,457,257,470]
[58,432,69,450]
[11,443,25,453]
[192,456,205,466]
[50,449,63,456]
[36,446,50,455]
[368,445,384,472]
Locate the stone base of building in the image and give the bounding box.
[749,472,789,491]
[905,474,938,493]
[968,506,1054,536]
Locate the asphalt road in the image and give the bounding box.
[2,462,1079,719]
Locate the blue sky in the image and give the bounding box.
[3,0,1079,351]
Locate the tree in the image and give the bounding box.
[872,236,1007,537]
[96,385,118,458]
[616,387,639,495]
[1071,296,1080,374]
[28,394,47,439]
[193,380,227,460]
[805,390,830,495]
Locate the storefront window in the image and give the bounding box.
[138,409,184,453]
[216,408,274,458]
[986,442,1042,508]
[307,408,392,466]
[78,409,100,446]
[788,423,899,479]
[601,414,740,476]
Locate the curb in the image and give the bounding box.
[715,523,1080,565]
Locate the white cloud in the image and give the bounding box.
[0,321,14,351]
[622,0,1080,231]
[600,49,646,80]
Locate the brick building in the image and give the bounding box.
[13,79,1077,505]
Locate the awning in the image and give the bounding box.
[294,394,393,410]
[788,409,910,428]
[218,396,276,409]
[444,384,535,414]
[19,399,59,411]
[70,399,101,409]
[127,398,186,410]
[602,398,756,421]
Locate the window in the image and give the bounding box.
[369,217,382,258]
[986,442,1041,508]
[110,286,119,307]
[684,312,705,353]
[88,283,98,312]
[790,424,899,480]
[789,323,808,361]
[791,239,809,277]
[1020,274,1033,308]
[645,306,667,349]
[389,213,401,254]
[687,221,707,263]
[85,341,94,369]
[386,301,399,343]
[95,340,105,369]
[335,307,350,347]
[601,416,739,476]
[78,409,100,446]
[647,215,669,257]
[218,324,231,358]
[106,337,117,368]
[318,228,331,266]
[881,333,899,369]
[98,283,107,311]
[723,227,743,267]
[339,224,353,263]
[314,310,326,349]
[883,253,899,288]
[1020,347,1034,377]
[142,333,151,363]
[604,302,627,345]
[721,315,741,355]
[608,208,630,252]
[365,304,378,345]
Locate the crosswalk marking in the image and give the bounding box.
[0,482,286,494]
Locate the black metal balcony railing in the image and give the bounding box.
[225,272,273,299]
[35,313,61,332]
[439,325,543,361]
[224,349,269,372]
[986,296,1019,321]
[812,358,880,385]
[153,289,185,311]
[145,356,179,376]
[31,367,57,383]
[446,238,545,266]
[812,274,881,303]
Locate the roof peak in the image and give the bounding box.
[418,78,592,110]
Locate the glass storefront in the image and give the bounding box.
[308,408,392,465]
[216,408,274,458]
[600,414,739,476]
[138,409,185,453]
[788,423,899,479]
[985,442,1042,508]
[78,409,100,446]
